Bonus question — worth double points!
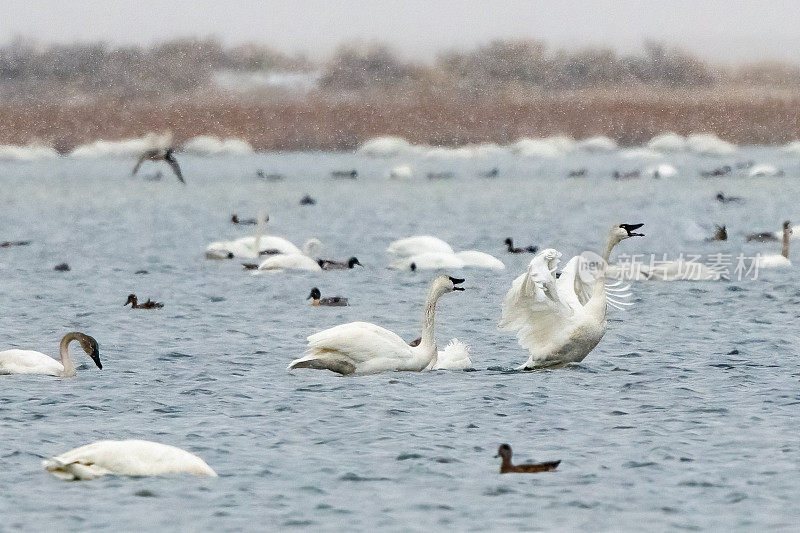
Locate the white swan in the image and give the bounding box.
[257,238,323,272]
[0,332,101,376]
[389,250,505,271]
[499,224,644,368]
[288,276,464,375]
[427,339,472,370]
[206,214,301,259]
[748,164,783,178]
[43,440,216,480]
[387,236,454,257]
[756,221,792,269]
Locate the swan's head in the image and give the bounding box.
[75,333,101,369]
[432,275,465,296]
[783,220,792,233]
[124,294,137,307]
[610,223,645,245]
[303,238,323,258]
[307,287,321,301]
[495,444,512,459]
[348,257,362,268]
[531,248,562,274]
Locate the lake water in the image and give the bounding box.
[1,148,799,531]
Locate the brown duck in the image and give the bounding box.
[124,294,164,309]
[496,444,560,474]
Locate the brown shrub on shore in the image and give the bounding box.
[1,86,799,151]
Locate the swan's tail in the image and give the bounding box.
[42,458,107,481]
[288,350,356,375]
[428,339,472,370]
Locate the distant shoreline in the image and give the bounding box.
[2,88,799,152]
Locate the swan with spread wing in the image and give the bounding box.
[499,224,643,368]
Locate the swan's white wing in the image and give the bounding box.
[0,350,62,375]
[43,440,217,480]
[386,236,454,257]
[305,322,411,364]
[454,250,505,270]
[499,259,572,355]
[556,256,593,310]
[235,236,301,255]
[258,254,321,271]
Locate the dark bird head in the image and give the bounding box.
[348,257,362,268]
[410,262,416,272]
[81,334,102,369]
[164,148,175,159]
[716,192,725,202]
[231,215,239,223]
[124,294,137,307]
[504,238,513,246]
[307,287,321,300]
[495,444,512,459]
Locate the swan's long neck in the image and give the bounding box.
[255,211,266,252]
[59,333,79,377]
[417,285,443,367]
[602,235,620,263]
[588,234,620,319]
[782,226,790,259]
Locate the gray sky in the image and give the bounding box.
[2,0,799,64]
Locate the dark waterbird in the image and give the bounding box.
[318,257,362,270]
[231,214,259,225]
[1,240,30,248]
[53,263,70,272]
[124,294,164,309]
[701,165,731,178]
[496,444,560,474]
[505,238,537,254]
[307,288,349,307]
[132,148,185,184]
[716,192,743,204]
[331,169,358,179]
[300,194,316,205]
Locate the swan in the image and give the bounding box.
[257,238,324,272]
[206,214,301,259]
[387,236,454,257]
[748,164,784,178]
[755,221,792,269]
[288,276,464,375]
[0,332,101,376]
[390,250,505,270]
[499,224,644,368]
[43,440,216,480]
[644,163,678,179]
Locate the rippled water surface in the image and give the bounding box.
[1,149,799,531]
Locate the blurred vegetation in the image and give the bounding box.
[0,36,797,102]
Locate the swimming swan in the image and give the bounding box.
[258,238,323,272]
[288,276,465,375]
[389,250,505,270]
[387,236,454,257]
[206,214,301,259]
[499,224,643,368]
[0,332,101,376]
[43,440,216,480]
[756,220,792,268]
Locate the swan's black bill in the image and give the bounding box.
[90,348,102,370]
[620,223,645,237]
[449,276,465,290]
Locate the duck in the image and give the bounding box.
[755,220,792,269]
[231,214,259,225]
[299,195,316,205]
[43,440,216,480]
[288,276,464,375]
[0,332,101,376]
[716,192,743,204]
[479,168,499,178]
[496,444,560,474]
[499,224,643,368]
[206,214,303,259]
[255,170,284,181]
[409,337,472,370]
[505,238,538,254]
[132,148,185,184]
[612,170,640,180]
[426,171,455,180]
[700,165,732,178]
[707,225,727,242]
[331,169,358,179]
[53,263,70,271]
[124,294,164,309]
[307,287,348,306]
[0,240,30,247]
[318,257,362,270]
[567,168,587,178]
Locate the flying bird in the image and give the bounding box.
[132,148,185,184]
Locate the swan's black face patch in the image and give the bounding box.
[620,223,644,237]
